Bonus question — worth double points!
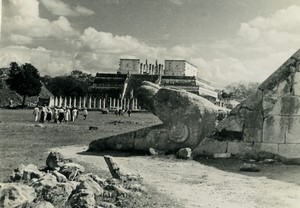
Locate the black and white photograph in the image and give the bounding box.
[0,0,300,207]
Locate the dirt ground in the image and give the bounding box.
[1,109,300,207]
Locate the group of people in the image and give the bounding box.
[33,106,88,123]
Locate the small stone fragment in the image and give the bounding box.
[239,163,260,172]
[177,148,192,159]
[213,153,231,159]
[46,152,65,170]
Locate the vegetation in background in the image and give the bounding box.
[6,62,42,107]
[219,81,260,101]
[41,70,93,97]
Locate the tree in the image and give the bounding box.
[6,62,42,106]
[224,81,259,101]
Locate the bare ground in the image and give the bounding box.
[52,145,300,208]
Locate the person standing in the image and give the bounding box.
[83,108,88,120]
[46,107,52,122]
[40,105,47,123]
[72,108,78,122]
[33,106,39,122]
[58,107,65,123]
[53,107,59,123]
[65,107,70,122]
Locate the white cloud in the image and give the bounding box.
[2,0,78,45]
[0,46,74,76]
[40,0,95,16]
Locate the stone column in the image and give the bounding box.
[113,98,116,108]
[103,98,106,109]
[73,97,77,108]
[99,98,102,109]
[83,97,86,108]
[78,97,82,109]
[49,96,55,107]
[93,98,96,109]
[116,99,120,109]
[109,97,112,109]
[54,97,58,106]
[88,97,92,109]
[68,97,72,107]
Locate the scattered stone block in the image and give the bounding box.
[177,148,192,159]
[239,163,260,172]
[104,155,123,180]
[213,153,231,159]
[22,164,44,181]
[149,147,158,155]
[0,183,36,208]
[59,163,85,180]
[46,152,65,170]
[52,170,67,182]
[43,182,75,207]
[102,109,109,114]
[263,159,276,164]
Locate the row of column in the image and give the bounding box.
[51,96,140,110]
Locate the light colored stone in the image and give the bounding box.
[52,170,67,182]
[30,201,54,208]
[69,189,95,208]
[177,148,192,159]
[0,183,36,208]
[262,116,286,143]
[266,96,300,116]
[239,163,260,172]
[22,164,44,181]
[213,153,231,159]
[77,178,104,196]
[279,144,300,158]
[59,163,85,180]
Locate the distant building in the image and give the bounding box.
[118,59,140,74]
[164,60,198,77]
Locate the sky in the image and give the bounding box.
[1,0,300,87]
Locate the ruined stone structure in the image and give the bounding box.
[205,49,300,159]
[164,60,198,77]
[89,50,300,160]
[118,59,164,75]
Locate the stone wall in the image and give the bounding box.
[212,49,300,159]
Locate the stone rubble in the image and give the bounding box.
[0,152,147,208]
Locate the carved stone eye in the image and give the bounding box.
[168,122,189,143]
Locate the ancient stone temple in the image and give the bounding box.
[91,59,218,103]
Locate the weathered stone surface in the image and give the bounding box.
[32,174,58,193]
[135,81,161,114]
[279,144,300,158]
[77,178,104,196]
[98,201,117,208]
[244,128,262,143]
[177,148,192,159]
[52,170,67,182]
[59,163,85,180]
[192,137,227,157]
[266,96,300,116]
[43,182,75,206]
[46,151,65,170]
[216,115,244,133]
[89,131,135,151]
[239,163,260,172]
[260,143,279,154]
[29,201,54,208]
[240,90,263,110]
[0,183,36,208]
[10,164,26,181]
[22,164,44,181]
[292,72,300,96]
[285,117,300,143]
[69,189,95,208]
[263,116,286,143]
